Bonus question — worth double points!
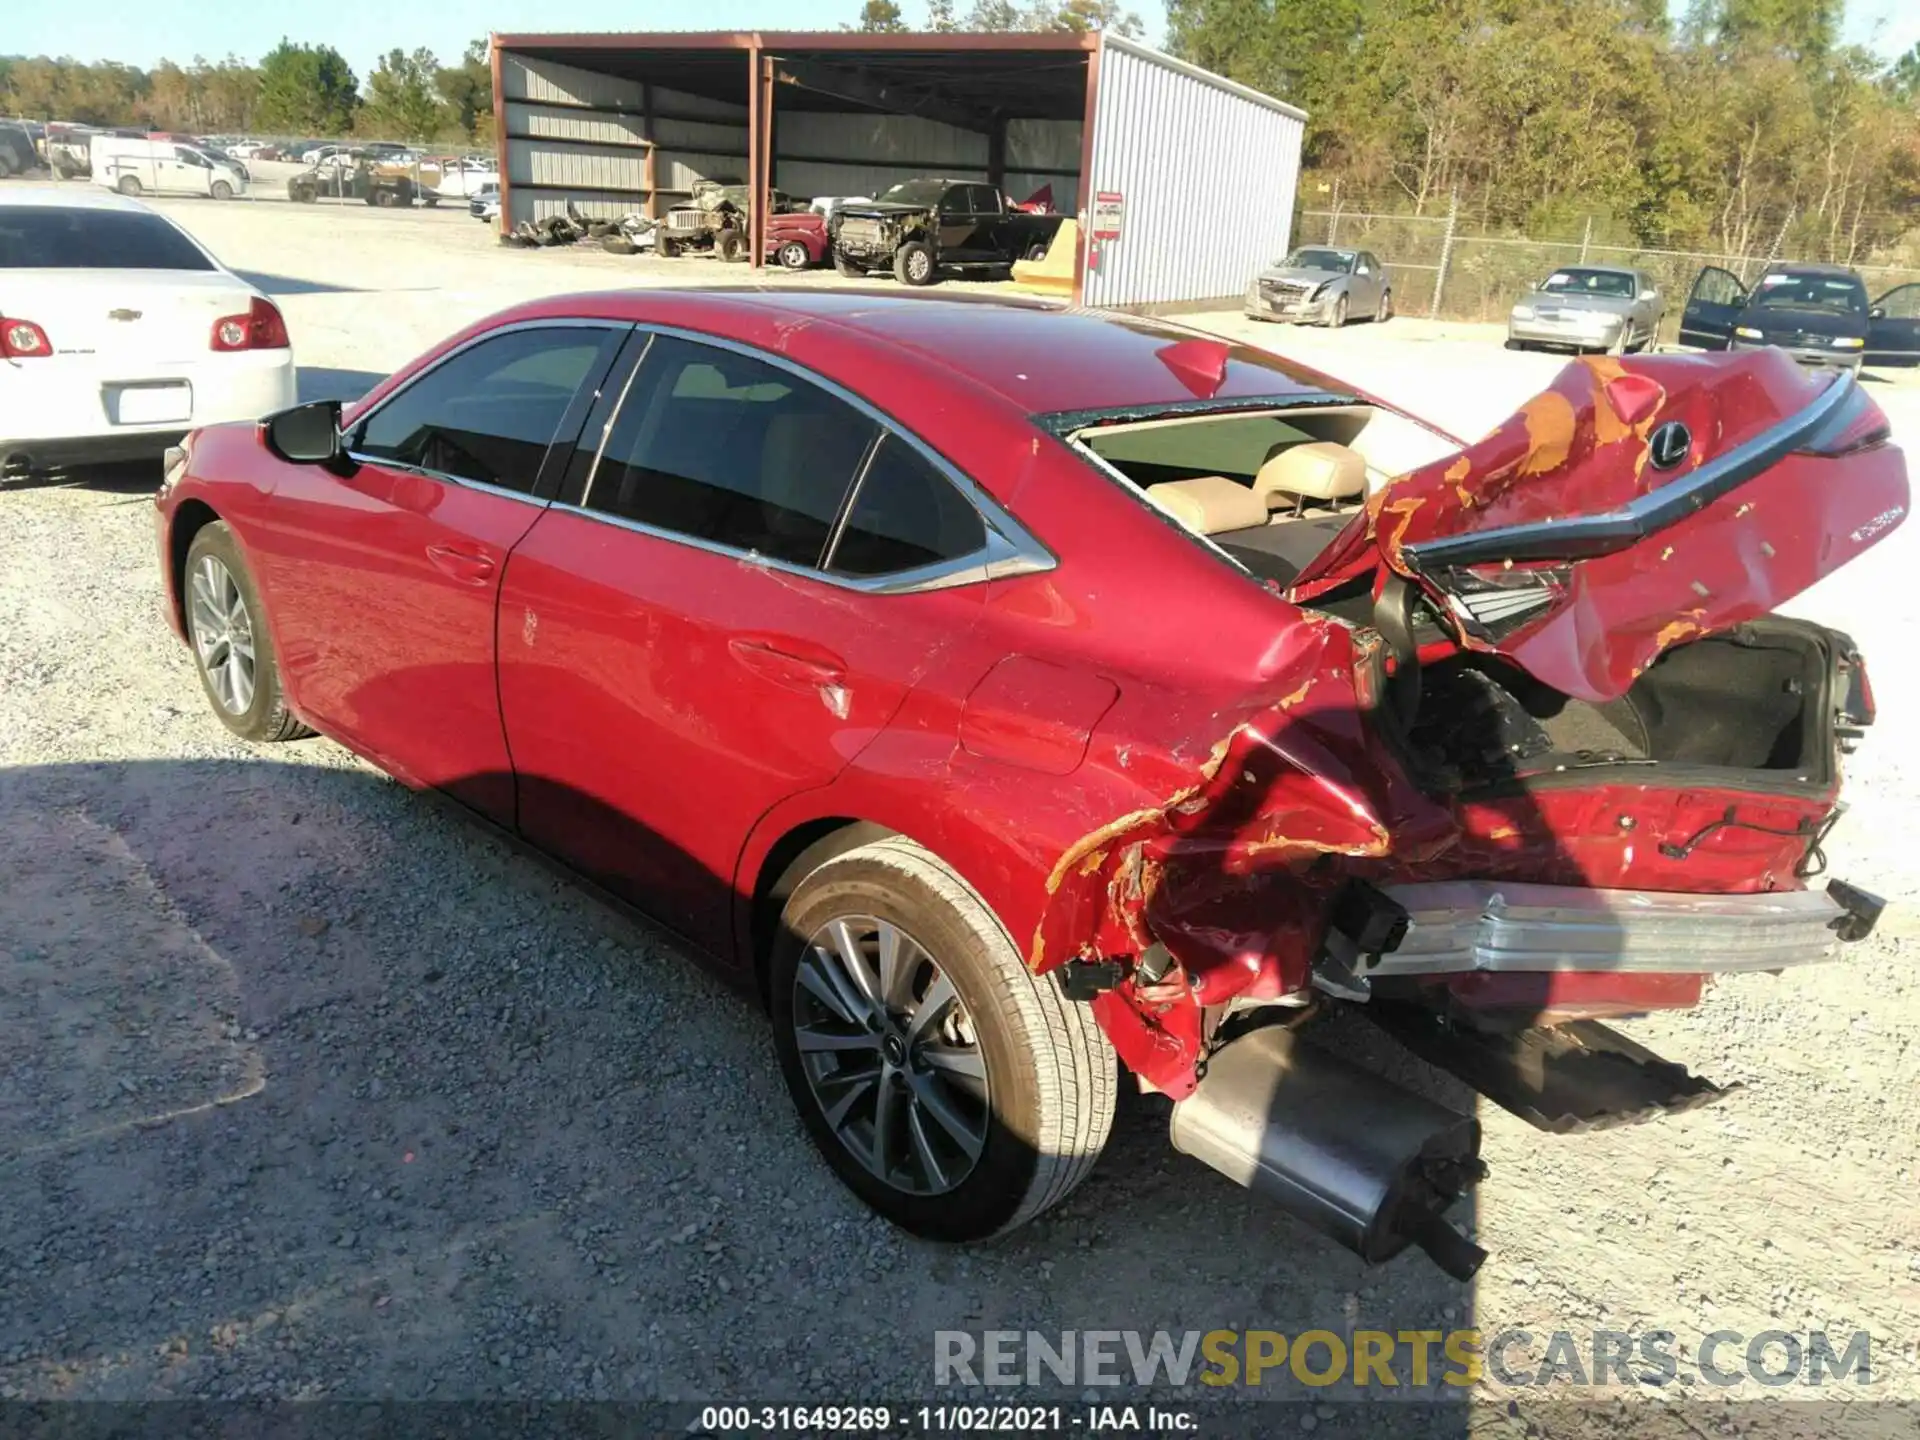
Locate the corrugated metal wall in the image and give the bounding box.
[499,53,750,225]
[1006,118,1081,210]
[1079,37,1304,308]
[773,112,987,205]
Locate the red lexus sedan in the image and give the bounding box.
[156,290,1903,1277]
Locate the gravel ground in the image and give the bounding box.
[1,194,1916,1428]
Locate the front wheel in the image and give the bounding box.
[210,180,233,201]
[778,240,812,270]
[1377,289,1393,322]
[371,188,397,208]
[894,239,937,286]
[182,522,314,744]
[834,252,865,278]
[657,236,681,259]
[717,228,747,263]
[770,837,1115,1240]
[1328,294,1348,328]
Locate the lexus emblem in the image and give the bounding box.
[1648,421,1692,471]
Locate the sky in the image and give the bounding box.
[6,0,1917,80]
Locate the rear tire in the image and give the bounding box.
[372,188,396,208]
[116,174,142,197]
[182,522,314,745]
[717,228,747,263]
[894,239,937,286]
[769,837,1116,1240]
[210,180,233,201]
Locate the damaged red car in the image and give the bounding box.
[154,291,1904,1278]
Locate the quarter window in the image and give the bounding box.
[352,327,611,494]
[584,335,879,567]
[827,435,987,578]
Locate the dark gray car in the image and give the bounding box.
[1506,266,1662,354]
[1245,246,1391,327]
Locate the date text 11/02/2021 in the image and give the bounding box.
[697,1408,1197,1433]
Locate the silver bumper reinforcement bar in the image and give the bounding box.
[1367,880,1868,977]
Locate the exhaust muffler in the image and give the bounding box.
[1169,1024,1488,1279]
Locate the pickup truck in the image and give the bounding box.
[830,178,1065,285]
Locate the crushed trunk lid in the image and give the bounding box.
[1288,350,1907,701]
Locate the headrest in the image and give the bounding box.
[1253,442,1367,504]
[1144,476,1269,536]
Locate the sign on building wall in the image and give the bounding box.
[1091,190,1125,241]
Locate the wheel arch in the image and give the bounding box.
[167,497,224,635]
[743,816,898,1005]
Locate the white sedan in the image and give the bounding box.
[1,188,297,482]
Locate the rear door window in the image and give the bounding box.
[352,326,618,494]
[0,209,213,270]
[582,334,879,568]
[826,434,987,579]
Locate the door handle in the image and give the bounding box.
[728,637,846,692]
[426,543,496,585]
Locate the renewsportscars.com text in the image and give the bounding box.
[934,1329,1872,1391]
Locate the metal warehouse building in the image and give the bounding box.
[488,30,1305,308]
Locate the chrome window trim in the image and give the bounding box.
[335,455,551,509]
[565,320,1055,595]
[343,316,635,456]
[1401,367,1860,571]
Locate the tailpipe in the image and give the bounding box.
[1169,1025,1488,1279]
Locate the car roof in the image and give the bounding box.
[493,290,1349,417]
[0,187,156,214]
[1762,262,1860,278]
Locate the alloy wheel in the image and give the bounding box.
[791,915,990,1196]
[908,251,932,282]
[187,555,256,715]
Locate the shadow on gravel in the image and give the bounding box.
[235,271,365,297]
[0,754,1479,1420]
[298,368,386,405]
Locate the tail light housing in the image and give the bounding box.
[210,297,290,352]
[2,318,52,358]
[1433,563,1573,643]
[1797,379,1889,457]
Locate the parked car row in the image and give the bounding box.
[1243,243,1919,370]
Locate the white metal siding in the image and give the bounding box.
[505,103,649,148]
[1080,37,1304,308]
[774,112,986,204]
[501,55,645,111]
[508,144,649,191]
[512,187,650,222]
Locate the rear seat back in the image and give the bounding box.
[1144,475,1269,535]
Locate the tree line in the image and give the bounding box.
[0,38,494,144]
[1164,0,1920,262]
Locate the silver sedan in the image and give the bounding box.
[1506,266,1663,355]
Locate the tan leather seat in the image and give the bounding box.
[1144,475,1269,536]
[1253,442,1367,511]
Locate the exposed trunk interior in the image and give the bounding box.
[1406,619,1834,793]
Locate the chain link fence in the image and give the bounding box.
[1301,198,1920,332]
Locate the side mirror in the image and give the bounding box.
[264,399,343,465]
[1640,289,1658,302]
[1870,306,1887,320]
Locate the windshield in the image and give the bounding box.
[1539,268,1636,298]
[876,180,949,207]
[0,209,214,270]
[1280,248,1354,273]
[1751,273,1868,314]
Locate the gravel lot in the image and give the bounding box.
[2,193,1916,1427]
